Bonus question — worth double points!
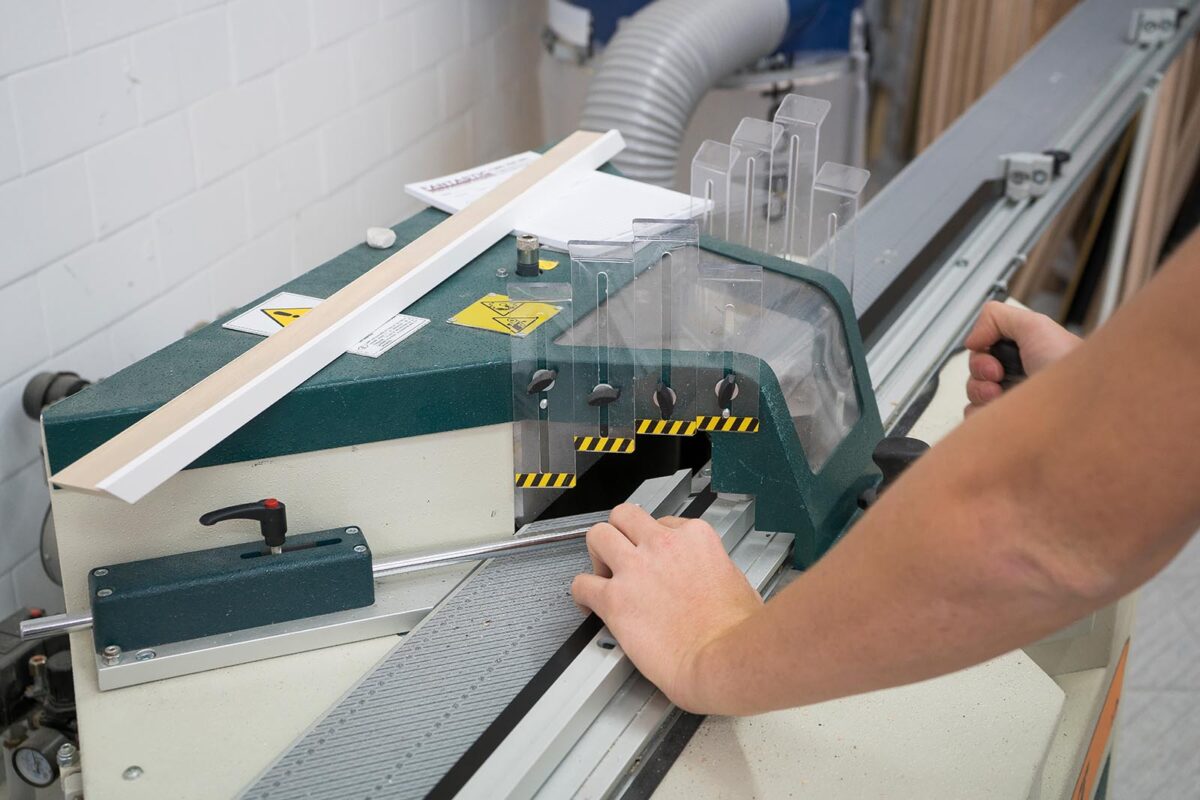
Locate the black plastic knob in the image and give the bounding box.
[527,368,557,395]
[200,499,288,549]
[857,436,930,510]
[654,382,676,419]
[587,383,620,407]
[990,338,1026,389]
[715,374,737,409]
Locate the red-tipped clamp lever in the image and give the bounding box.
[199,498,288,554]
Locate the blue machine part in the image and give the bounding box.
[573,0,859,53]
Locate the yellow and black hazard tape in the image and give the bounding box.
[636,418,698,437]
[514,472,577,489]
[695,415,760,433]
[573,436,635,454]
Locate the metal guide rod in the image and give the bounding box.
[21,525,596,641]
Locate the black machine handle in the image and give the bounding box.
[989,338,1027,389]
[200,499,288,549]
[857,436,930,511]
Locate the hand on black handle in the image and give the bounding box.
[989,338,1027,389]
[200,499,288,548]
[857,436,930,510]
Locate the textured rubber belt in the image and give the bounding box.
[242,545,594,799]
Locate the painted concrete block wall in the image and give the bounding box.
[0,0,547,614]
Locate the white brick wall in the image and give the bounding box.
[0,0,546,615]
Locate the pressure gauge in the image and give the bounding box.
[12,727,68,788]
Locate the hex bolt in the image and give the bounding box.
[93,568,109,577]
[102,645,122,665]
[496,267,509,278]
[56,742,79,768]
[345,526,360,535]
[123,766,144,781]
[135,649,156,662]
[96,588,113,598]
[353,545,367,554]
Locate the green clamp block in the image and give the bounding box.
[88,527,374,653]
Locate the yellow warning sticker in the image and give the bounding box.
[574,436,635,454]
[636,418,699,437]
[538,258,560,271]
[261,307,313,327]
[695,415,760,433]
[448,293,561,337]
[515,472,577,489]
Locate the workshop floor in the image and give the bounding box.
[1112,533,1200,798]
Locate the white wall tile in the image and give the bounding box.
[210,221,294,312]
[88,114,195,235]
[0,80,19,183]
[229,0,310,82]
[277,44,351,140]
[0,0,69,78]
[0,158,93,286]
[154,173,248,286]
[381,0,423,19]
[37,222,161,353]
[11,551,63,614]
[410,0,465,72]
[0,274,49,383]
[355,153,423,229]
[108,271,214,365]
[466,0,509,44]
[245,132,324,235]
[388,69,441,151]
[190,76,280,185]
[134,8,231,122]
[0,462,48,580]
[294,184,360,271]
[179,0,227,12]
[323,96,390,191]
[439,43,487,121]
[348,15,414,102]
[63,0,176,54]
[9,42,139,171]
[311,0,378,48]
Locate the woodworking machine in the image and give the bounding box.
[12,1,1197,797]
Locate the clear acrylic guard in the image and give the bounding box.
[810,162,870,296]
[692,262,763,433]
[771,94,831,261]
[727,118,782,253]
[690,139,733,240]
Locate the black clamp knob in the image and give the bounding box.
[587,382,620,407]
[200,499,288,549]
[989,338,1026,389]
[527,368,557,394]
[857,437,930,510]
[715,374,738,409]
[653,382,677,419]
[1042,149,1071,178]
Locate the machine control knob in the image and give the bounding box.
[857,437,930,510]
[199,499,288,549]
[587,383,620,407]
[527,368,557,394]
[989,338,1027,389]
[715,374,738,409]
[653,382,677,419]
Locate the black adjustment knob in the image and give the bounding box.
[990,338,1026,389]
[587,383,620,407]
[1042,149,1071,178]
[527,368,557,395]
[715,374,737,409]
[654,382,676,419]
[200,499,288,549]
[857,437,930,510]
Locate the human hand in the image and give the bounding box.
[571,503,762,712]
[963,301,1081,413]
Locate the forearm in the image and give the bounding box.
[689,245,1200,716]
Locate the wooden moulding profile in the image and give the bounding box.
[51,129,626,503]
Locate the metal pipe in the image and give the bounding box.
[19,527,594,642]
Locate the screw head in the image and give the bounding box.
[135,649,156,662]
[93,568,109,577]
[56,743,78,768]
[123,766,144,781]
[102,645,122,665]
[353,544,367,553]
[953,257,969,267]
[496,267,509,278]
[96,588,113,598]
[345,526,360,535]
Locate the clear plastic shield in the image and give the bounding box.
[728,118,782,253]
[810,162,870,296]
[770,94,831,261]
[690,139,733,240]
[511,282,576,489]
[569,240,637,455]
[693,262,763,434]
[631,218,702,437]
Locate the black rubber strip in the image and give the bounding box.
[620,711,707,800]
[426,485,718,799]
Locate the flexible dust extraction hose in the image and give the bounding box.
[579,0,789,186]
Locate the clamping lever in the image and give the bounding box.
[200,499,288,554]
[989,338,1027,389]
[857,437,931,510]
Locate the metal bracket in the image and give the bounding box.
[1127,8,1181,47]
[998,152,1059,202]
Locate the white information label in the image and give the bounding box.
[222,292,429,359]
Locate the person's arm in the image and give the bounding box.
[572,230,1200,716]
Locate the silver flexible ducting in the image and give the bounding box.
[579,0,789,186]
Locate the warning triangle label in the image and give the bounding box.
[482,299,524,315]
[262,307,312,327]
[492,315,540,334]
